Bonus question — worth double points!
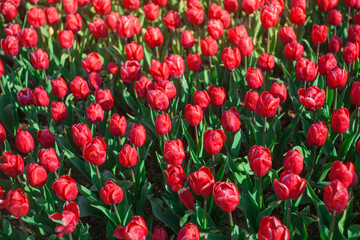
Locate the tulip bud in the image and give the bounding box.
[329,161,355,188]
[135,76,153,99]
[0,2,18,21]
[189,166,215,198]
[177,223,199,240]
[200,37,218,57]
[110,114,127,137]
[318,53,337,76]
[125,41,144,61]
[178,188,195,210]
[107,63,118,75]
[86,103,104,124]
[145,27,163,48]
[16,129,34,154]
[83,137,107,166]
[32,86,50,107]
[228,25,248,47]
[274,171,306,200]
[204,129,226,155]
[208,85,226,107]
[279,26,296,45]
[129,124,146,147]
[283,149,303,174]
[213,181,240,212]
[317,0,338,12]
[52,175,78,201]
[258,52,275,71]
[6,189,29,218]
[121,60,142,83]
[238,36,253,57]
[255,92,280,118]
[298,86,325,111]
[307,121,328,147]
[221,107,241,132]
[323,180,349,214]
[331,108,350,134]
[163,10,181,30]
[311,24,328,45]
[26,163,47,187]
[193,90,210,110]
[119,144,138,167]
[149,60,170,82]
[72,123,92,148]
[100,180,123,205]
[164,54,185,78]
[155,113,171,135]
[224,0,238,12]
[207,19,224,40]
[242,0,257,14]
[222,48,241,71]
[185,104,203,126]
[270,82,287,103]
[0,152,24,177]
[258,216,290,240]
[180,30,195,49]
[164,164,186,192]
[163,139,185,166]
[0,123,6,145]
[38,148,60,172]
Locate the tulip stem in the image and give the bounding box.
[209,56,213,71]
[313,110,316,124]
[286,200,290,228]
[67,48,71,64]
[248,14,251,29]
[155,47,160,59]
[54,171,59,179]
[244,56,248,72]
[334,26,337,36]
[194,125,199,146]
[113,204,122,224]
[16,175,23,188]
[316,44,320,64]
[203,197,208,230]
[82,99,87,114]
[334,88,338,110]
[252,111,255,124]
[118,136,122,149]
[228,211,234,229]
[43,69,48,86]
[267,29,270,53]
[258,175,263,210]
[311,145,316,169]
[329,211,336,240]
[130,166,136,184]
[0,77,5,95]
[19,218,29,236]
[262,117,267,146]
[347,7,351,30]
[95,166,102,188]
[348,62,352,81]
[211,154,216,178]
[69,233,73,240]
[355,107,359,131]
[339,134,343,160]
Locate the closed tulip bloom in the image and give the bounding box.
[329,161,355,188]
[213,181,240,212]
[207,19,224,40]
[116,15,141,39]
[331,108,350,134]
[0,152,24,177]
[83,137,107,166]
[200,37,218,57]
[114,216,148,240]
[193,90,210,110]
[30,48,49,70]
[237,36,253,57]
[32,86,50,107]
[58,30,74,49]
[52,175,78,201]
[163,139,185,166]
[270,82,287,103]
[129,124,146,147]
[208,85,226,107]
[189,166,214,198]
[155,113,171,135]
[1,36,19,56]
[258,216,290,240]
[245,67,263,89]
[125,41,143,61]
[89,18,108,39]
[92,0,111,15]
[110,114,127,137]
[329,36,343,53]
[0,124,6,145]
[154,0,167,6]
[344,0,356,7]
[228,25,248,48]
[152,226,168,240]
[72,123,92,148]
[327,67,347,89]
[135,76,153,99]
[63,0,77,14]
[222,48,241,71]
[5,189,29,218]
[244,91,259,111]
[177,223,199,240]
[88,72,100,88]
[318,53,337,76]
[178,187,195,210]
[348,25,360,44]
[185,104,203,126]
[121,60,142,83]
[256,92,280,118]
[149,60,170,82]
[17,88,33,106]
[0,2,17,21]
[187,53,202,73]
[274,171,306,200]
[261,6,279,29]
[38,148,60,172]
[241,0,257,14]
[311,25,328,45]
[119,144,138,167]
[283,149,303,174]
[82,52,102,73]
[86,103,104,124]
[342,42,360,63]
[186,6,204,25]
[163,10,181,30]
[105,12,120,30]
[144,2,159,21]
[26,163,47,188]
[180,30,195,49]
[224,0,238,12]
[307,121,328,146]
[271,0,284,15]
[66,13,82,33]
[328,9,342,26]
[298,86,325,110]
[165,54,185,78]
[45,7,59,25]
[208,3,223,19]
[204,129,226,155]
[155,80,176,101]
[351,82,360,106]
[248,145,272,176]
[258,52,275,71]
[19,28,38,48]
[123,0,139,10]
[289,7,306,26]
[70,76,90,99]
[95,89,114,111]
[107,63,118,74]
[221,107,241,132]
[27,7,46,28]
[317,0,338,12]
[51,101,67,122]
[147,89,169,111]
[145,27,163,48]
[355,12,360,24]
[49,202,80,238]
[323,180,349,214]
[295,57,318,82]
[164,164,186,192]
[100,180,123,205]
[51,77,68,98]
[284,41,304,61]
[16,129,34,154]
[279,26,297,45]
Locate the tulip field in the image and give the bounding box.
[1,0,360,239]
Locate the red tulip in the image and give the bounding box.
[248,145,272,177]
[228,25,248,47]
[110,114,127,137]
[207,19,224,40]
[95,89,113,112]
[185,104,203,126]
[51,77,68,98]
[204,129,226,155]
[283,149,303,174]
[255,92,280,118]
[318,53,337,76]
[155,80,177,100]
[62,0,78,14]
[5,189,29,218]
[38,148,60,172]
[163,10,181,30]
[177,223,199,240]
[0,124,6,145]
[329,161,355,188]
[298,86,325,111]
[242,0,258,14]
[284,41,304,61]
[120,60,142,83]
[30,48,49,70]
[307,121,328,146]
[1,36,19,56]
[107,63,118,74]
[279,26,297,45]
[349,25,360,44]
[221,107,241,132]
[311,24,328,45]
[328,9,342,26]
[0,152,24,177]
[17,88,33,106]
[86,103,104,124]
[72,123,92,148]
[295,58,318,82]
[213,181,240,212]
[331,108,350,134]
[208,85,226,107]
[193,90,210,110]
[154,0,167,6]
[274,171,306,200]
[125,41,143,61]
[224,0,238,12]
[342,42,360,63]
[155,113,171,135]
[16,129,34,154]
[189,166,215,198]
[93,0,111,15]
[317,0,338,12]
[44,7,59,25]
[123,0,139,10]
[51,101,67,122]
[135,76,153,99]
[151,226,168,240]
[147,89,169,111]
[350,82,360,106]
[222,48,241,71]
[261,6,279,29]
[31,86,49,107]
[180,30,195,49]
[0,2,18,21]
[19,28,38,48]
[144,27,163,48]
[149,60,170,82]
[83,137,107,166]
[164,164,186,192]
[144,2,159,21]
[163,139,185,166]
[49,202,79,238]
[245,67,263,89]
[323,180,349,214]
[82,52,102,73]
[114,216,148,240]
[70,76,90,99]
[89,18,108,39]
[164,54,185,78]
[129,124,146,147]
[186,6,204,25]
[26,163,47,187]
[100,180,123,205]
[200,37,218,57]
[289,7,306,25]
[27,7,46,28]
[116,15,141,39]
[258,52,275,71]
[270,82,287,103]
[244,91,259,111]
[327,66,347,89]
[178,187,195,210]
[52,175,78,201]
[329,36,343,53]
[105,12,120,30]
[66,13,82,33]
[258,216,290,240]
[119,144,138,167]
